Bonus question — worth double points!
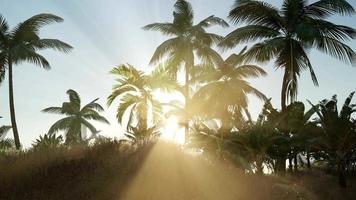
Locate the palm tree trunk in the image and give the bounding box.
[8,57,21,149]
[142,100,148,132]
[338,162,347,188]
[294,153,298,172]
[307,150,311,170]
[276,157,286,173]
[288,153,293,172]
[281,69,288,111]
[183,57,192,144]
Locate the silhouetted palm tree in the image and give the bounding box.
[0,14,72,149]
[144,0,229,140]
[43,89,109,144]
[108,64,177,135]
[221,0,355,110]
[191,47,267,132]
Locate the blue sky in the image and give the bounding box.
[0,0,355,147]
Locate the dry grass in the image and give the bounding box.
[0,140,355,200]
[0,139,154,200]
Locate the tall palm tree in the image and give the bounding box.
[43,89,109,144]
[143,0,229,140]
[220,0,355,110]
[0,14,72,149]
[107,64,177,136]
[191,47,267,133]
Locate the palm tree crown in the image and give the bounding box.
[220,0,355,110]
[191,47,267,131]
[144,0,229,141]
[107,64,177,137]
[0,13,72,148]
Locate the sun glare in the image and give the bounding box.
[160,116,185,145]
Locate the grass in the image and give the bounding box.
[0,139,355,200]
[0,139,154,200]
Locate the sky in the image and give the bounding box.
[0,0,355,147]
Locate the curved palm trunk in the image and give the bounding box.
[281,39,295,111]
[338,161,347,188]
[141,100,148,132]
[183,52,194,144]
[307,150,311,170]
[281,67,288,111]
[8,58,21,149]
[293,153,298,172]
[184,61,190,144]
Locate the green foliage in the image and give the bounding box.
[43,89,109,145]
[0,137,156,200]
[309,92,356,187]
[0,124,14,151]
[0,13,72,149]
[221,0,355,109]
[108,63,177,137]
[190,47,267,131]
[32,133,63,150]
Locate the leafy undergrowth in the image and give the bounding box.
[0,140,355,200]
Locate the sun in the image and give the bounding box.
[160,116,185,145]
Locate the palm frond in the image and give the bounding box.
[149,37,182,64]
[107,85,138,106]
[0,125,12,138]
[48,116,75,134]
[12,13,63,42]
[80,118,97,134]
[220,25,280,49]
[66,89,81,107]
[81,98,105,112]
[116,94,138,123]
[197,15,229,28]
[12,45,50,69]
[229,0,282,29]
[30,38,72,53]
[243,37,285,63]
[233,65,267,79]
[306,0,355,18]
[42,106,63,114]
[142,23,177,36]
[314,36,355,65]
[174,0,194,25]
[0,15,9,42]
[83,113,110,124]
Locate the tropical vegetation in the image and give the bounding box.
[0,0,356,199]
[43,89,109,144]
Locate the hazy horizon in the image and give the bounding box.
[0,0,355,147]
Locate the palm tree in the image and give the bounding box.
[0,14,72,149]
[0,117,14,151]
[309,92,356,188]
[43,89,109,144]
[143,0,229,140]
[221,0,355,110]
[107,64,177,136]
[191,47,267,133]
